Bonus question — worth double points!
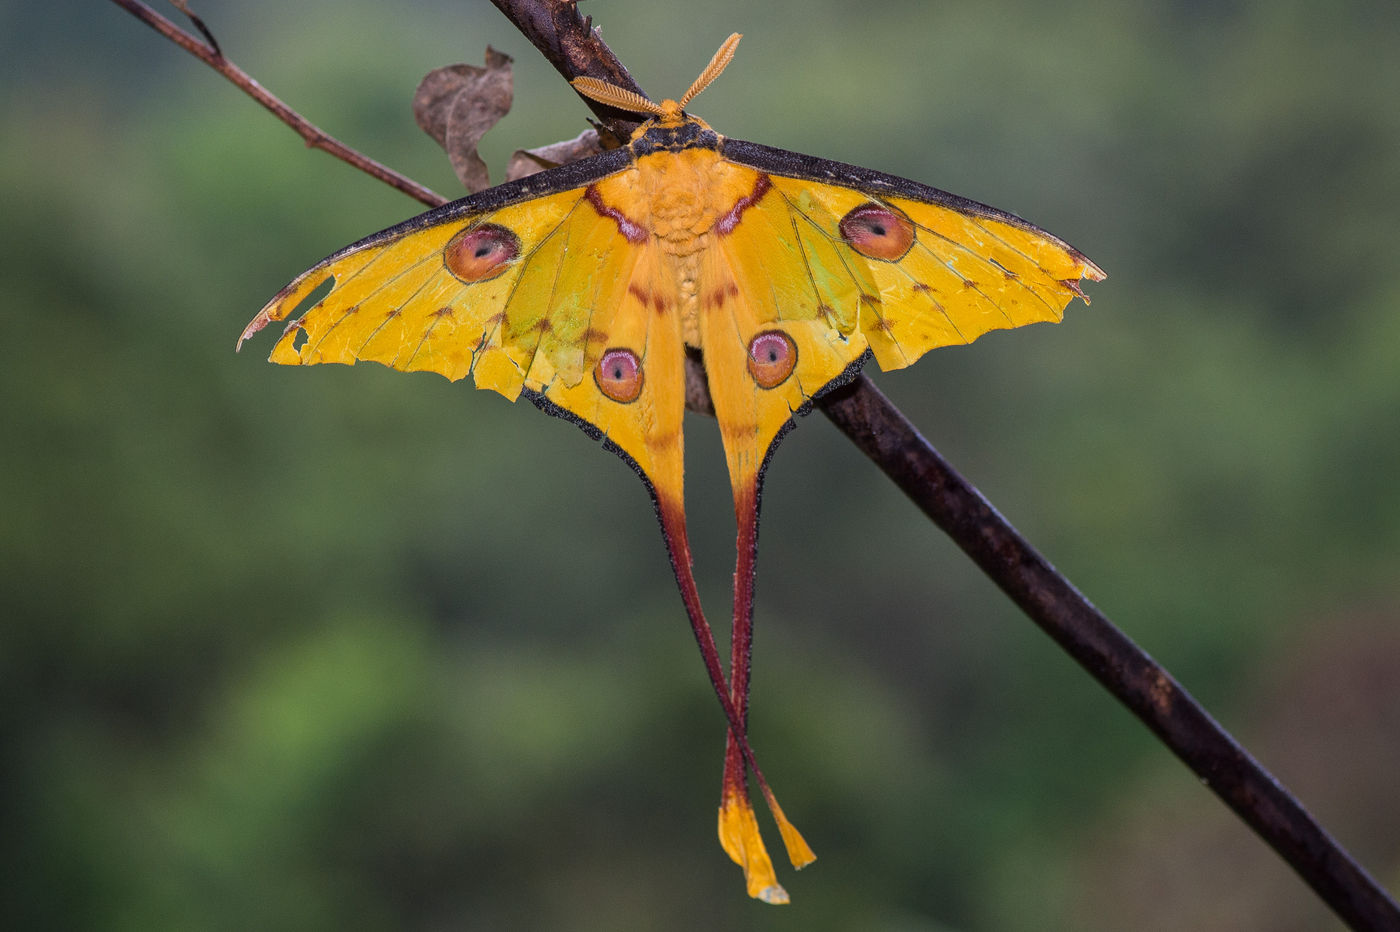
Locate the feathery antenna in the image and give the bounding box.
[571,77,665,116]
[572,32,742,119]
[679,33,741,107]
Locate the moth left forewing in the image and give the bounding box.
[245,197,568,394]
[243,149,640,401]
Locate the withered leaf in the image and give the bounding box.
[505,128,609,182]
[413,47,514,194]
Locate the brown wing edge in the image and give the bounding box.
[720,138,1105,280]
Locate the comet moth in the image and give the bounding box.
[240,33,1104,903]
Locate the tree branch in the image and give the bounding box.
[108,0,445,209]
[486,0,648,138]
[819,376,1399,931]
[116,0,1400,926]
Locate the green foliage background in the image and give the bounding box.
[4,0,1399,928]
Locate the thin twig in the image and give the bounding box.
[168,0,221,56]
[108,0,445,209]
[119,0,1400,926]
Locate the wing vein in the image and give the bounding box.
[911,221,1061,318]
[777,186,912,363]
[497,198,588,378]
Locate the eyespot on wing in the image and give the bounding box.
[594,347,644,403]
[444,223,521,282]
[839,202,915,261]
[746,330,797,389]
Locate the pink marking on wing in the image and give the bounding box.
[585,185,649,243]
[715,174,773,236]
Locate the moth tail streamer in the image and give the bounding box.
[654,494,810,902]
[719,759,788,904]
[722,476,817,871]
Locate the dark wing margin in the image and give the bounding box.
[299,147,637,270]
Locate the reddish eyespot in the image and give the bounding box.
[746,330,797,389]
[839,203,915,261]
[594,348,644,403]
[444,223,521,282]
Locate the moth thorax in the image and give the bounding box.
[653,190,708,248]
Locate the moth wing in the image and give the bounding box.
[722,139,1104,373]
[240,151,636,400]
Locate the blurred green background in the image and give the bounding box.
[4,0,1399,928]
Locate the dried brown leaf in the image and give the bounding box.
[504,128,608,181]
[413,47,514,193]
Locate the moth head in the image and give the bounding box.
[572,32,740,127]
